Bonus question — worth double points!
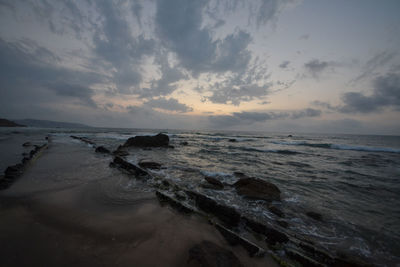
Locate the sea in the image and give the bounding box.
[1,127,399,266]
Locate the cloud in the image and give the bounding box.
[313,73,400,114]
[208,108,321,127]
[155,0,252,76]
[0,38,104,118]
[304,59,334,78]
[352,51,397,83]
[299,34,309,40]
[255,0,296,27]
[143,97,193,113]
[205,59,272,105]
[279,60,290,68]
[339,72,400,113]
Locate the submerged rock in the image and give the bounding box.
[112,145,129,157]
[180,141,189,146]
[306,211,323,221]
[123,133,169,147]
[138,160,162,170]
[187,241,243,267]
[95,146,110,154]
[228,139,237,142]
[234,177,281,202]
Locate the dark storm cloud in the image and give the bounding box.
[208,108,321,127]
[155,0,252,76]
[340,73,400,113]
[304,59,334,78]
[0,38,104,116]
[144,97,193,113]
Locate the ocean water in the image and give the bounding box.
[1,127,399,266]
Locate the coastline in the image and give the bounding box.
[0,137,277,267]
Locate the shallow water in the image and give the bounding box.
[1,127,399,266]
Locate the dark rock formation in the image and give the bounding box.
[203,176,224,190]
[22,142,32,147]
[180,141,189,146]
[268,205,284,217]
[95,146,110,154]
[187,241,243,267]
[123,133,169,147]
[70,135,95,145]
[215,223,265,257]
[286,248,324,267]
[0,118,25,127]
[234,177,281,202]
[186,191,241,227]
[112,145,129,156]
[156,191,193,214]
[112,156,149,178]
[306,211,323,221]
[138,160,162,170]
[228,139,237,142]
[0,144,47,190]
[243,217,288,245]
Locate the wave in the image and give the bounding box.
[228,146,301,155]
[270,141,400,153]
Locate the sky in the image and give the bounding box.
[0,0,400,134]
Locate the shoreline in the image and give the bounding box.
[0,137,277,267]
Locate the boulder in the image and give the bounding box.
[123,133,169,147]
[138,160,162,170]
[187,241,243,267]
[234,178,281,202]
[180,141,189,146]
[95,146,110,154]
[228,139,237,142]
[112,145,129,156]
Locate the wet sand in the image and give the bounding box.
[0,139,278,266]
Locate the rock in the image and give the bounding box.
[287,134,293,137]
[180,141,189,146]
[123,133,169,147]
[268,205,284,217]
[22,142,32,147]
[228,139,237,142]
[138,160,162,170]
[243,217,289,245]
[234,178,281,202]
[156,191,193,214]
[112,146,129,157]
[276,220,289,228]
[306,211,323,221]
[70,135,95,145]
[286,248,324,267]
[112,156,149,178]
[204,176,224,190]
[0,118,25,127]
[175,191,187,201]
[187,240,243,267]
[95,146,110,154]
[215,223,265,257]
[186,191,241,227]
